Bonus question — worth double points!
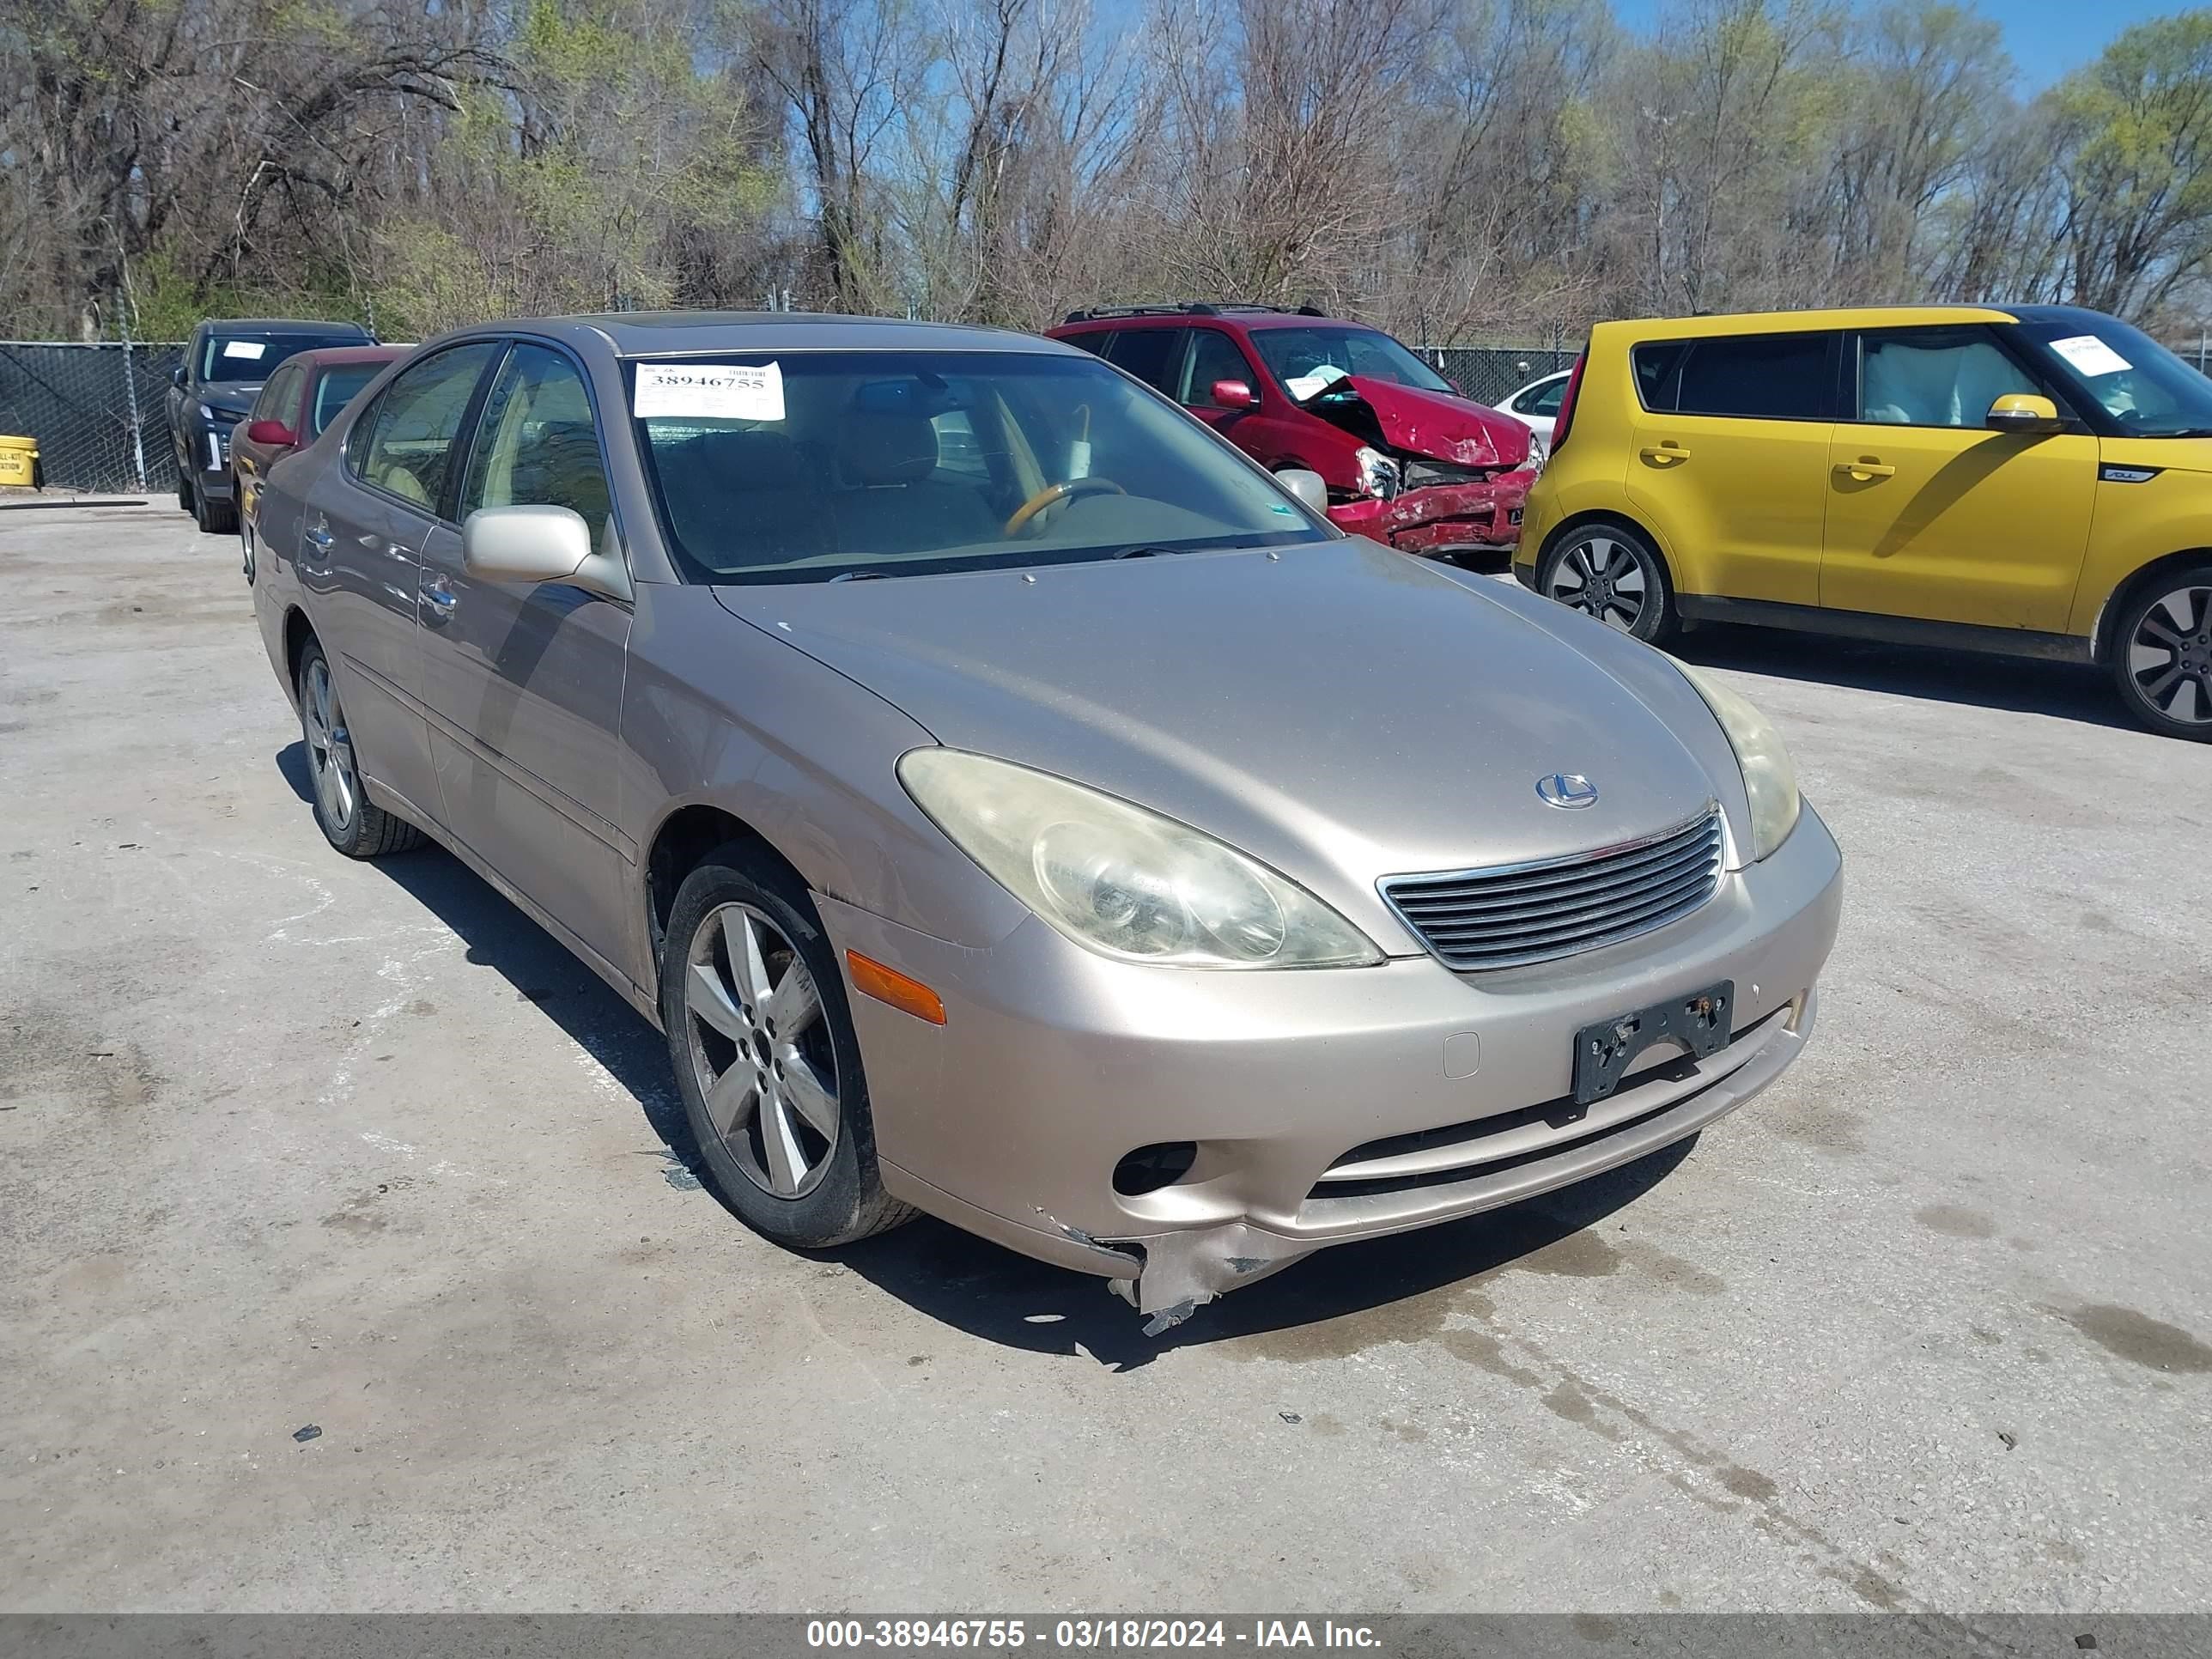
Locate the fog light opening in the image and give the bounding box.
[1113,1141,1198,1196]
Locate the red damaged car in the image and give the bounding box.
[1048,304,1533,555]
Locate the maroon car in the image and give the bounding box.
[234,344,406,581]
[1048,304,1534,556]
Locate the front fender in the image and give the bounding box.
[619,586,1031,965]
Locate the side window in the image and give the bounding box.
[1180,329,1254,406]
[252,365,303,423]
[355,343,499,513]
[1522,378,1566,418]
[1063,331,1113,359]
[1644,333,1832,421]
[1103,327,1183,392]
[1856,328,2041,428]
[457,343,611,544]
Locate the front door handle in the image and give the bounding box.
[1638,442,1689,465]
[422,578,458,623]
[1833,459,1896,480]
[304,522,334,552]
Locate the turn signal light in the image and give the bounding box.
[846,951,946,1025]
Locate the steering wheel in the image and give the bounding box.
[1005,476,1124,536]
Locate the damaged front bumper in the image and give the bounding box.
[815,805,1840,1334]
[1328,471,1533,554]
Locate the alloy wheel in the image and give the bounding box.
[2127,585,2212,726]
[683,902,842,1199]
[1546,535,1649,632]
[301,658,358,831]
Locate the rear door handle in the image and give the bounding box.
[1639,443,1689,465]
[1834,459,1896,480]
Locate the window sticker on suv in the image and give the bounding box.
[2049,335,2133,377]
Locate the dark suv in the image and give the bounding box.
[167,318,374,533]
[1048,304,1534,555]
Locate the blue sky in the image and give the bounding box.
[1612,0,2191,88]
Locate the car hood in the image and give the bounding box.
[1307,376,1531,469]
[712,541,1724,947]
[198,385,264,416]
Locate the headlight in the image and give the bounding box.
[1677,664,1800,861]
[899,749,1383,969]
[1354,446,1402,501]
[198,403,216,421]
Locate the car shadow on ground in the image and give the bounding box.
[1669,621,2132,731]
[276,739,1698,1371]
[838,1139,1696,1371]
[277,742,688,1153]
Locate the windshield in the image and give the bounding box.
[2014,316,2212,438]
[629,350,1332,584]
[199,333,362,385]
[313,364,386,434]
[1247,326,1454,399]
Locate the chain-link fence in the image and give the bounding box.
[0,340,185,495]
[1422,345,1580,406]
[0,333,1576,497]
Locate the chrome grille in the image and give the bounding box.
[1381,805,1723,971]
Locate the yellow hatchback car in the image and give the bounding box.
[1517,305,2212,738]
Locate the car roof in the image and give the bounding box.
[289,344,406,369]
[1054,310,1364,332]
[1599,304,2020,340]
[197,318,374,337]
[483,311,1071,358]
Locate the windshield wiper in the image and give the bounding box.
[828,568,887,581]
[1111,544,1190,559]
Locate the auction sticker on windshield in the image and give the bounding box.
[635,361,785,422]
[2050,335,2132,377]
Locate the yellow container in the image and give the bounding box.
[0,434,38,487]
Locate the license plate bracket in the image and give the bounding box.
[1571,981,1734,1107]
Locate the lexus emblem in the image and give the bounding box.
[1536,773,1599,809]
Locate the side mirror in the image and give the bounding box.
[1275,467,1329,515]
[1986,393,2063,434]
[462,504,632,601]
[246,419,296,448]
[170,367,188,390]
[1210,379,1261,411]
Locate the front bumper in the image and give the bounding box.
[186,422,239,493]
[1327,471,1533,553]
[822,801,1842,1328]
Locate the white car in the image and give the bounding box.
[1497,368,1573,459]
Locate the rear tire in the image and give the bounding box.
[1538,519,1676,645]
[659,843,915,1249]
[2111,564,2212,741]
[295,638,425,858]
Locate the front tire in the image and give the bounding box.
[295,639,424,857]
[193,481,237,536]
[659,845,914,1249]
[1538,519,1676,645]
[2112,565,2212,740]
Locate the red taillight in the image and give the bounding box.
[1550,353,1587,454]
